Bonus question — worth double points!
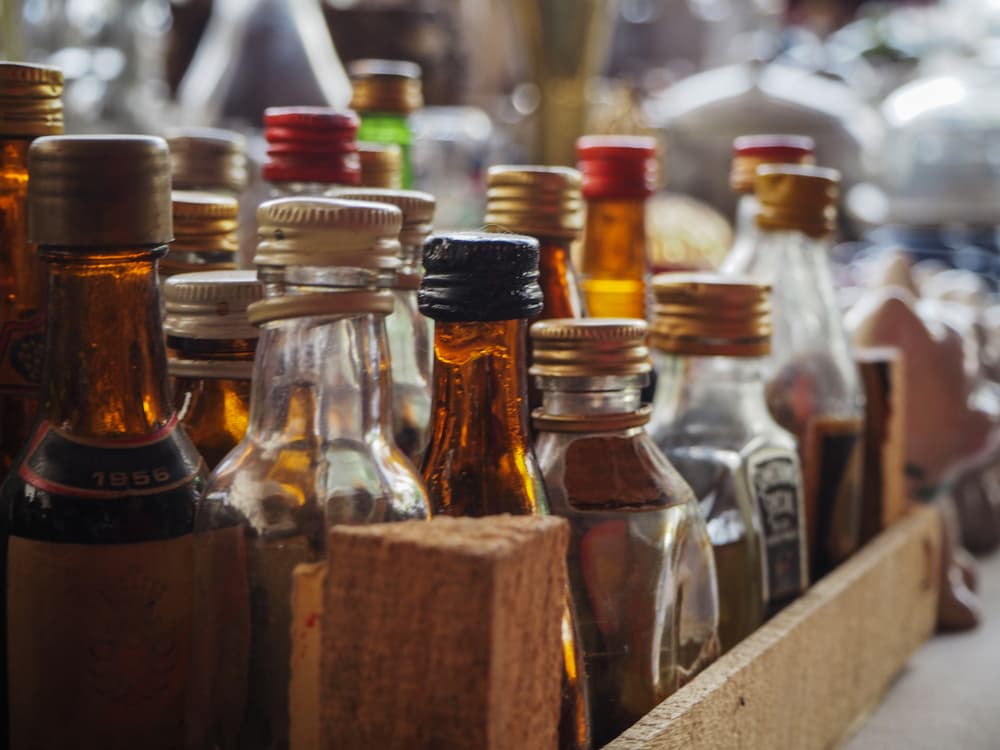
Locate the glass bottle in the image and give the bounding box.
[734,165,864,581]
[720,134,814,275]
[358,141,403,188]
[349,59,422,188]
[164,270,262,470]
[0,62,63,476]
[167,127,249,200]
[531,318,720,746]
[647,275,808,649]
[201,197,429,750]
[332,187,436,464]
[0,135,204,748]
[575,135,656,320]
[262,107,361,199]
[418,232,591,750]
[162,190,240,280]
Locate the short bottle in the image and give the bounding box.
[531,318,720,745]
[162,190,240,279]
[736,165,864,580]
[262,106,361,198]
[419,232,592,750]
[349,59,423,188]
[358,141,403,188]
[646,274,808,649]
[0,62,63,475]
[1,135,204,747]
[201,197,429,750]
[164,270,262,470]
[575,135,657,320]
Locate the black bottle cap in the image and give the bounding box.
[419,231,543,322]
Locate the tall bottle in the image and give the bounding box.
[575,135,656,320]
[0,63,63,475]
[647,275,808,648]
[721,134,814,274]
[1,135,205,748]
[333,187,436,463]
[531,318,719,746]
[262,107,361,198]
[162,190,240,279]
[164,270,262,470]
[418,232,591,750]
[735,165,864,580]
[349,59,422,188]
[201,197,429,750]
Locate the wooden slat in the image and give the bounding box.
[604,505,941,750]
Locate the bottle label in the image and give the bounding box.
[0,311,44,396]
[7,534,194,749]
[18,416,201,499]
[746,446,808,605]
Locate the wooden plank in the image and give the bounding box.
[604,505,941,750]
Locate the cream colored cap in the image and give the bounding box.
[28,135,172,246]
[485,165,583,240]
[255,197,402,271]
[329,188,435,249]
[530,318,650,377]
[166,127,249,194]
[163,270,262,340]
[0,62,64,137]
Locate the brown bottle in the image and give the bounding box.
[0,135,205,748]
[164,270,262,470]
[0,63,63,476]
[162,190,240,279]
[419,232,592,749]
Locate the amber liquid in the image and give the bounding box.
[578,198,648,319]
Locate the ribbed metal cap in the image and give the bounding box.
[650,272,772,357]
[419,231,543,322]
[255,197,402,271]
[162,190,240,277]
[262,107,360,185]
[330,188,435,249]
[485,165,583,240]
[28,135,172,246]
[349,59,423,114]
[576,135,658,200]
[755,164,840,238]
[0,62,64,137]
[530,318,650,377]
[358,141,403,188]
[163,270,262,340]
[730,134,815,194]
[167,127,249,194]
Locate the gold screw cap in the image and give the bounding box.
[358,142,403,188]
[28,135,172,247]
[530,318,650,378]
[485,165,584,240]
[349,59,423,114]
[754,164,840,238]
[172,190,239,253]
[163,270,262,340]
[0,62,63,137]
[255,197,402,271]
[729,134,815,194]
[166,127,249,194]
[330,187,435,250]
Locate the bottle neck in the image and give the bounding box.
[536,234,585,320]
[535,373,648,433]
[721,193,760,273]
[41,246,175,437]
[580,197,647,276]
[735,193,758,242]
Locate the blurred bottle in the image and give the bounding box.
[358,141,403,188]
[162,190,239,280]
[262,107,360,199]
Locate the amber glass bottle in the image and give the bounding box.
[0,135,204,748]
[531,318,720,746]
[575,135,656,320]
[164,270,262,470]
[0,63,63,476]
[162,190,240,279]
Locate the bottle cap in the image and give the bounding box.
[349,59,423,114]
[255,197,402,272]
[262,107,360,186]
[730,134,815,194]
[163,270,262,340]
[754,164,840,238]
[650,272,771,357]
[166,127,249,194]
[358,141,403,188]
[329,188,435,250]
[529,318,650,378]
[419,232,543,322]
[0,62,63,137]
[162,191,240,277]
[484,166,583,240]
[28,135,172,246]
[576,135,657,201]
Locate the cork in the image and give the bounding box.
[320,514,569,750]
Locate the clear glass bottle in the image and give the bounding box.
[419,232,591,750]
[575,135,656,320]
[0,62,63,476]
[332,187,436,464]
[731,165,864,581]
[200,197,429,750]
[349,59,422,188]
[647,275,808,650]
[162,190,240,280]
[1,135,204,748]
[262,107,361,199]
[531,318,720,746]
[720,134,814,275]
[164,270,262,470]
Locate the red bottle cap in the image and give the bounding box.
[262,107,361,186]
[576,135,658,201]
[730,134,815,194]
